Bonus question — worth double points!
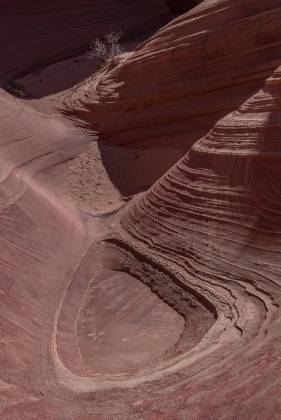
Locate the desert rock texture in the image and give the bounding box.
[1,0,172,82]
[1,0,281,419]
[66,0,281,151]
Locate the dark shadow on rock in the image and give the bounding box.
[164,0,202,15]
[97,140,185,197]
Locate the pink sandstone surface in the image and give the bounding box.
[0,0,281,419]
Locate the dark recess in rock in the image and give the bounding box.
[164,0,202,14]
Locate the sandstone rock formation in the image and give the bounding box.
[112,65,281,418]
[0,0,172,83]
[65,0,281,151]
[1,0,281,419]
[1,58,281,420]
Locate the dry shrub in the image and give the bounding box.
[87,31,123,67]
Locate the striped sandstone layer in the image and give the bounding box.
[1,1,281,419]
[0,0,171,83]
[112,66,281,418]
[65,0,281,151]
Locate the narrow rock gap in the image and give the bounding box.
[163,0,202,16]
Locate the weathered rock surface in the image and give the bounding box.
[66,0,281,151]
[0,0,171,83]
[115,66,281,418]
[0,90,200,418]
[1,0,281,419]
[1,62,281,420]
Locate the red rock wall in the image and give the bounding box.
[0,0,171,82]
[115,66,281,418]
[66,0,281,150]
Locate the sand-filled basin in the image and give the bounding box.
[77,271,185,374]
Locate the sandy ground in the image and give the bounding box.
[12,43,184,212]
[67,142,183,212]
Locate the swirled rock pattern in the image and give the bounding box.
[114,66,281,418]
[0,89,211,418]
[2,1,281,419]
[0,0,171,82]
[2,65,281,419]
[65,0,281,150]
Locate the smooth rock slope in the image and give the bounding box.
[0,90,190,418]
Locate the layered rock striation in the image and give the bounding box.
[1,1,281,419]
[65,0,281,150]
[0,0,171,83]
[112,66,281,418]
